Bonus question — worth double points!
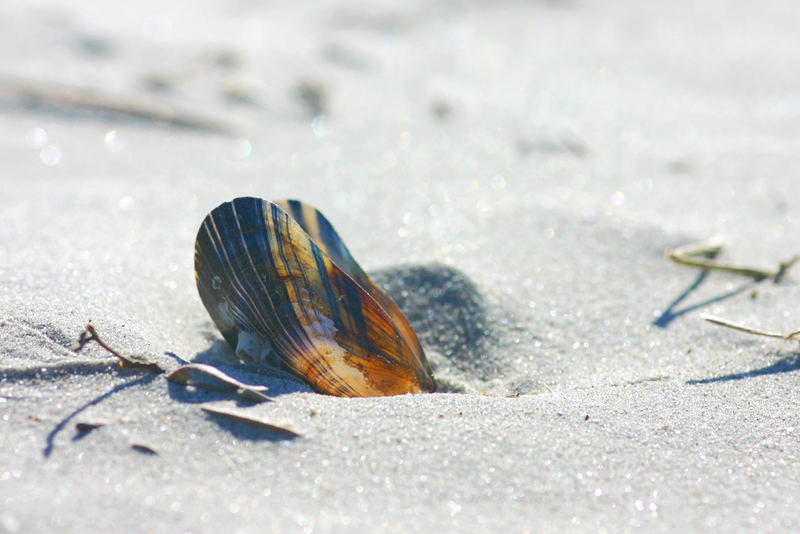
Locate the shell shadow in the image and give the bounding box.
[371,263,501,383]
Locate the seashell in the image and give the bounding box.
[194,197,436,397]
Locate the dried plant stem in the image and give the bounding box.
[168,363,272,403]
[701,313,800,341]
[0,75,234,134]
[73,325,164,374]
[668,235,799,282]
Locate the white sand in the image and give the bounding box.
[2,0,800,532]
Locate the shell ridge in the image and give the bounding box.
[265,202,421,378]
[338,270,369,346]
[199,201,304,370]
[304,237,366,396]
[265,199,366,396]
[275,201,426,374]
[269,203,389,395]
[277,210,358,391]
[279,199,370,291]
[310,241,346,332]
[196,221,242,346]
[275,205,318,330]
[275,199,428,377]
[197,215,281,359]
[236,199,329,377]
[275,200,404,347]
[213,201,312,372]
[214,204,284,343]
[203,213,262,335]
[286,199,310,236]
[264,201,356,394]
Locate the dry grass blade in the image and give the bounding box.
[701,313,800,341]
[669,234,727,259]
[168,363,271,403]
[201,406,300,437]
[668,235,799,282]
[72,325,164,374]
[0,75,235,134]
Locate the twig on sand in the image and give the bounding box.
[701,313,800,341]
[668,235,799,282]
[168,363,272,403]
[72,324,164,374]
[201,406,300,437]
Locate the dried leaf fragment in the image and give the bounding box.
[131,444,158,455]
[75,422,104,435]
[201,406,300,437]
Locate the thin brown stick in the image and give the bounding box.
[168,363,271,403]
[73,325,164,374]
[701,313,800,341]
[668,235,799,282]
